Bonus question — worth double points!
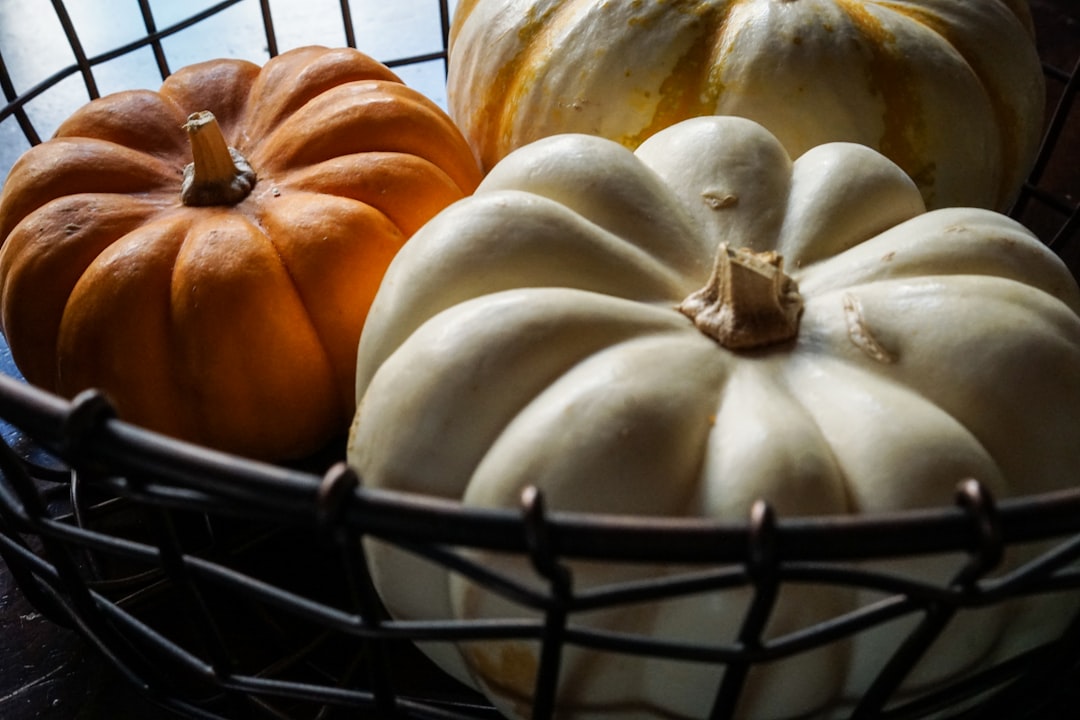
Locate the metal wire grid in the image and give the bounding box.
[0,0,454,175]
[1,370,1080,720]
[0,2,1078,720]
[1010,52,1080,271]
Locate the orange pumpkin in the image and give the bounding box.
[0,45,483,460]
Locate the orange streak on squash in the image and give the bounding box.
[448,0,483,48]
[468,4,562,171]
[875,1,1022,208]
[622,0,739,150]
[836,0,935,206]
[465,642,538,707]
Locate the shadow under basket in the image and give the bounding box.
[2,1,1080,719]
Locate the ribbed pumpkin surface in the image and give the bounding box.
[447,0,1044,210]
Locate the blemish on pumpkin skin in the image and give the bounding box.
[702,191,738,210]
[843,292,896,364]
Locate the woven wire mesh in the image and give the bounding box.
[0,2,1079,719]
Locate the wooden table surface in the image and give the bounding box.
[1,1,1079,719]
[0,565,164,719]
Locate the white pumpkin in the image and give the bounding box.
[348,116,1080,719]
[447,0,1046,211]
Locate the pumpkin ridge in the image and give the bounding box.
[239,46,403,140]
[250,81,481,192]
[52,89,191,159]
[448,0,481,48]
[707,358,853,516]
[247,215,339,400]
[167,210,342,454]
[778,351,1003,516]
[356,288,705,496]
[834,0,934,207]
[459,0,565,171]
[157,58,262,148]
[0,139,180,241]
[470,331,728,510]
[398,189,695,313]
[998,0,1038,36]
[478,135,710,279]
[623,0,741,150]
[281,153,464,237]
[251,191,403,421]
[57,213,191,432]
[871,0,1036,209]
[796,278,1080,501]
[792,208,1080,311]
[0,195,167,390]
[278,179,401,235]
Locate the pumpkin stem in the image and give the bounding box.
[180,111,256,206]
[678,244,803,350]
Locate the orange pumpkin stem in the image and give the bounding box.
[181,111,256,206]
[678,244,803,350]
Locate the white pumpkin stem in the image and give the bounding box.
[678,244,803,350]
[181,111,256,206]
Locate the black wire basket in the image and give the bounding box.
[1,2,1079,719]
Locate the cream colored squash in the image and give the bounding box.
[447,0,1045,211]
[348,116,1080,719]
